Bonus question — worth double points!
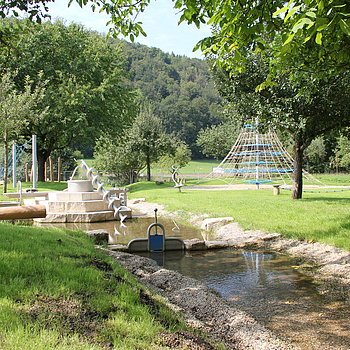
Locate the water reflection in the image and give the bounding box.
[140,250,311,300]
[35,217,205,245]
[143,249,350,350]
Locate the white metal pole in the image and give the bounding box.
[12,142,16,189]
[32,135,37,189]
[255,118,259,188]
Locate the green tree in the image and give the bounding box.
[0,19,136,181]
[129,104,171,181]
[156,139,191,173]
[197,122,240,160]
[214,52,350,199]
[0,71,46,192]
[331,135,350,172]
[94,134,144,185]
[95,103,172,183]
[305,137,327,173]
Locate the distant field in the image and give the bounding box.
[151,159,220,176]
[83,158,350,185]
[312,173,350,186]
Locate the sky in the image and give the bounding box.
[47,1,211,59]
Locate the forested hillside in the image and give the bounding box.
[120,41,223,157]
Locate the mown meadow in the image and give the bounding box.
[128,181,350,251]
[0,223,224,350]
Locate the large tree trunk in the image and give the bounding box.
[37,152,49,182]
[292,137,304,199]
[146,154,151,181]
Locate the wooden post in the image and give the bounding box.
[57,157,61,182]
[0,205,46,220]
[25,163,29,183]
[273,185,281,195]
[44,161,47,182]
[49,156,54,182]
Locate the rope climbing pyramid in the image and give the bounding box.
[211,122,296,185]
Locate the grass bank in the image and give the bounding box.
[128,182,350,251]
[0,223,220,349]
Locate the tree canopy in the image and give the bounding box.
[2,1,349,72]
[95,103,175,184]
[0,19,137,181]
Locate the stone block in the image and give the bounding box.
[184,239,207,251]
[48,192,70,202]
[205,240,229,249]
[65,200,109,213]
[67,180,93,192]
[200,217,234,231]
[66,211,110,223]
[34,213,67,223]
[86,229,109,244]
[48,191,102,202]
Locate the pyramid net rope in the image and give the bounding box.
[210,123,303,185]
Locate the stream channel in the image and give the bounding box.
[139,249,350,349]
[39,218,350,349]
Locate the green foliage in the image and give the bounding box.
[1,1,350,74]
[121,42,223,156]
[305,137,327,173]
[95,103,174,183]
[156,140,191,173]
[0,71,45,142]
[0,71,46,191]
[0,19,137,181]
[331,135,350,172]
[196,122,240,159]
[94,134,144,185]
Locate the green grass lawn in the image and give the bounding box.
[0,182,68,202]
[313,173,350,186]
[128,181,350,251]
[0,223,221,350]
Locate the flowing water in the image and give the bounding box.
[139,249,350,350]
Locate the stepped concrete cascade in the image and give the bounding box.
[35,162,132,223]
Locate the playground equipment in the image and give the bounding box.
[35,160,131,223]
[127,209,185,252]
[171,165,184,192]
[211,121,316,187]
